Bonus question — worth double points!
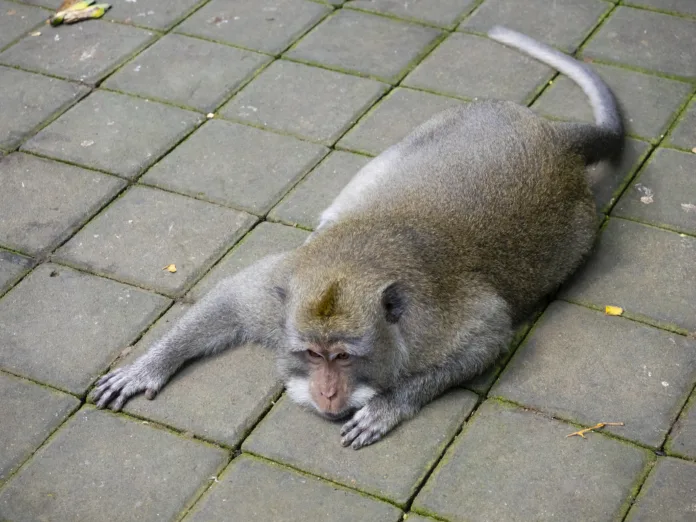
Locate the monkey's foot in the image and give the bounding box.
[340,398,401,450]
[90,363,168,411]
[566,422,624,439]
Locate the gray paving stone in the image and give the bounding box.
[0,249,32,295]
[461,0,609,53]
[614,148,696,235]
[104,0,206,30]
[176,0,330,54]
[532,63,693,141]
[413,400,651,522]
[286,9,442,84]
[625,0,696,16]
[337,87,466,156]
[0,20,155,84]
[560,218,696,331]
[56,186,256,296]
[269,151,371,228]
[0,153,126,255]
[23,91,203,179]
[185,456,403,522]
[7,0,52,7]
[492,301,696,447]
[583,7,696,79]
[666,98,696,151]
[348,0,478,28]
[666,393,696,460]
[244,389,478,506]
[0,264,169,395]
[141,120,327,215]
[104,34,271,113]
[626,458,696,522]
[0,372,79,483]
[404,515,437,522]
[0,1,47,50]
[0,66,89,151]
[0,406,227,522]
[220,60,387,144]
[403,32,554,103]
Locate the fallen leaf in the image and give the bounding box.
[691,146,696,154]
[605,305,623,316]
[7,9,16,15]
[567,422,624,439]
[163,264,177,273]
[31,31,42,36]
[206,112,215,119]
[59,0,83,11]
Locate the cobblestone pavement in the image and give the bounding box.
[0,0,695,520]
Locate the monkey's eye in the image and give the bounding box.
[307,350,322,359]
[336,352,350,360]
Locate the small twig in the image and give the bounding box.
[566,422,625,439]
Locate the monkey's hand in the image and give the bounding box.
[340,395,404,450]
[91,360,171,411]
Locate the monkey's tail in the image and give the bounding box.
[488,26,624,165]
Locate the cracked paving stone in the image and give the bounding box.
[583,7,696,80]
[461,0,610,53]
[0,1,47,50]
[23,91,203,179]
[104,0,206,30]
[532,63,693,142]
[176,0,330,55]
[0,20,155,84]
[55,185,256,296]
[624,0,696,17]
[403,32,554,103]
[337,88,466,156]
[666,393,696,460]
[269,151,371,229]
[614,148,696,235]
[666,97,696,151]
[243,390,478,506]
[348,0,478,29]
[0,264,169,395]
[0,153,126,256]
[104,34,271,113]
[492,301,696,447]
[141,120,327,215]
[0,249,32,295]
[286,9,442,84]
[0,66,89,151]
[221,60,387,144]
[413,400,651,522]
[560,218,696,331]
[185,456,403,521]
[0,372,79,483]
[0,407,227,522]
[626,458,696,522]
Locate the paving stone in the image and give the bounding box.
[666,98,696,151]
[404,32,554,103]
[0,406,227,522]
[461,0,609,53]
[7,0,52,7]
[348,0,478,28]
[104,0,206,30]
[404,515,437,522]
[0,67,89,151]
[56,186,256,296]
[666,393,696,460]
[0,249,32,295]
[104,34,271,113]
[0,372,79,483]
[23,91,203,179]
[560,218,696,331]
[492,301,696,447]
[269,151,371,228]
[220,60,387,144]
[0,153,126,255]
[0,1,47,50]
[625,0,696,16]
[337,87,466,156]
[243,389,478,506]
[0,20,155,84]
[184,456,403,522]
[532,63,693,141]
[286,9,441,84]
[176,0,330,54]
[614,148,696,235]
[0,264,169,395]
[583,7,696,80]
[626,458,696,522]
[413,400,651,522]
[141,120,327,215]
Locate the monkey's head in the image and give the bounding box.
[274,267,407,420]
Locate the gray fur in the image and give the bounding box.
[91,27,623,449]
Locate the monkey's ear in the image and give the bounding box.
[271,286,287,302]
[381,282,405,324]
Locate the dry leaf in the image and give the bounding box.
[58,0,82,10]
[31,31,42,36]
[163,264,177,273]
[691,146,696,154]
[605,305,623,316]
[7,9,16,15]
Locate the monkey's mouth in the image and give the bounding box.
[316,407,354,421]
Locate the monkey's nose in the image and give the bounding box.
[321,388,337,399]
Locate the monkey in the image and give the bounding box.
[91,26,624,449]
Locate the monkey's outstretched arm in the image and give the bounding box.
[91,253,290,411]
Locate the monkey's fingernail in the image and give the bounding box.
[340,438,350,447]
[145,389,157,400]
